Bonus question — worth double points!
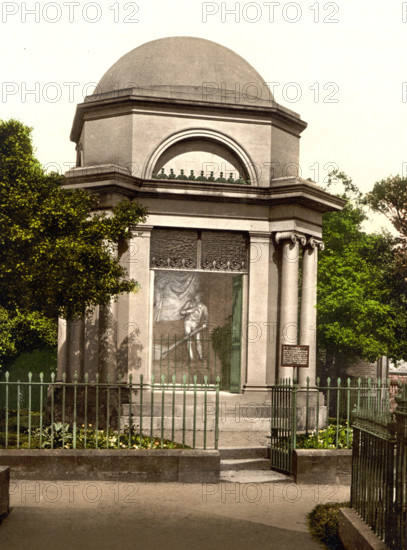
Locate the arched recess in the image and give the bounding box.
[143,128,258,185]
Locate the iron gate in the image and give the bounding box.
[270,382,297,475]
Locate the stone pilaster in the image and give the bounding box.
[125,225,153,382]
[244,231,272,390]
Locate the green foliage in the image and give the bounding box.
[0,311,56,369]
[365,175,407,359]
[0,349,57,409]
[318,170,403,364]
[0,118,147,367]
[3,348,57,379]
[365,175,407,236]
[296,421,353,449]
[2,422,186,450]
[308,502,349,549]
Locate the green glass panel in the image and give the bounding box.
[229,275,243,393]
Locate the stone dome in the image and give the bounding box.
[94,36,274,106]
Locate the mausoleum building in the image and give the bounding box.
[59,37,343,399]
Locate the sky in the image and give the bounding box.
[1,0,406,232]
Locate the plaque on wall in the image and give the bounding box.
[281,345,309,367]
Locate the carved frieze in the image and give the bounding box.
[150,229,248,272]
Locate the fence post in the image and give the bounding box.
[28,372,32,449]
[84,372,88,449]
[385,420,396,546]
[292,381,297,452]
[73,371,78,449]
[215,376,220,450]
[305,377,310,437]
[394,385,407,549]
[39,372,43,449]
[128,372,133,449]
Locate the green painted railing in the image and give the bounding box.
[303,377,394,437]
[270,379,297,474]
[0,372,220,451]
[349,380,407,548]
[270,377,396,474]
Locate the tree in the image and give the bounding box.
[317,172,406,375]
[0,119,147,366]
[365,175,407,236]
[365,175,407,360]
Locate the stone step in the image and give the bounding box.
[219,446,270,459]
[219,469,292,483]
[220,458,270,471]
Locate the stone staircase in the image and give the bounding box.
[219,446,291,483]
[220,446,270,471]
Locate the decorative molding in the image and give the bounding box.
[143,128,258,185]
[150,228,248,273]
[307,237,325,251]
[274,231,307,246]
[249,231,272,241]
[201,259,246,272]
[151,257,196,269]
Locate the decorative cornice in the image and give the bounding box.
[70,91,307,144]
[62,168,346,214]
[275,231,307,246]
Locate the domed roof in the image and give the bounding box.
[94,37,273,106]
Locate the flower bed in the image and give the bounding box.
[1,421,187,450]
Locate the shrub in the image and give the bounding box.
[296,420,353,449]
[308,502,350,549]
[0,421,187,449]
[29,422,186,449]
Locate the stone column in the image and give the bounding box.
[83,307,99,381]
[71,319,85,380]
[299,238,324,386]
[125,225,153,383]
[98,243,118,382]
[57,318,67,380]
[244,232,272,390]
[275,232,306,381]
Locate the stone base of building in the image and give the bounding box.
[48,387,328,433]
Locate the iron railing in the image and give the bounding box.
[269,377,396,474]
[0,372,220,451]
[350,380,407,548]
[270,380,297,474]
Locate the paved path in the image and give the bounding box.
[1,480,350,550]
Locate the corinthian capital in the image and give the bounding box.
[307,237,325,251]
[275,231,307,246]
